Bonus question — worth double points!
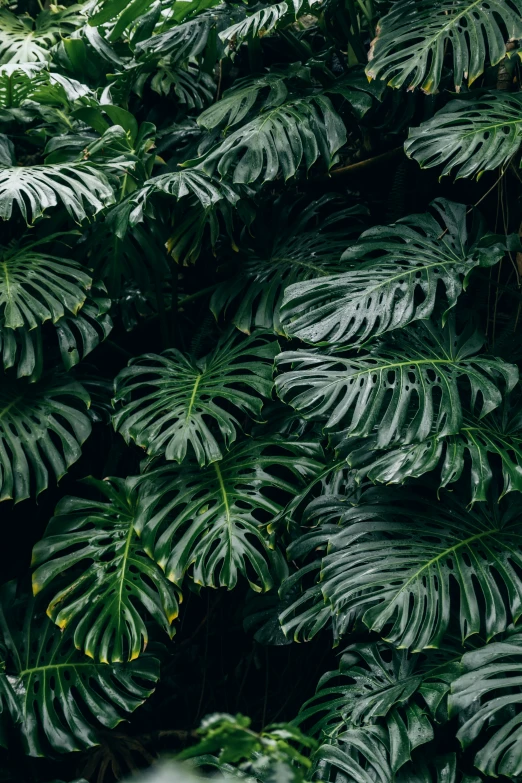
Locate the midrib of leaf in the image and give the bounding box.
[343,254,465,296]
[385,0,486,59]
[462,118,522,139]
[19,661,97,677]
[0,394,23,420]
[185,372,202,422]
[213,461,232,555]
[376,527,506,604]
[115,516,137,657]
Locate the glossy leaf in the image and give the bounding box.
[0,162,116,223]
[347,405,522,504]
[283,490,522,649]
[450,634,522,777]
[113,331,278,466]
[189,95,346,184]
[276,320,518,449]
[366,0,522,94]
[31,477,180,663]
[211,199,366,334]
[134,438,324,591]
[0,234,91,330]
[406,93,522,180]
[0,6,84,64]
[280,200,504,346]
[0,373,91,502]
[0,582,159,757]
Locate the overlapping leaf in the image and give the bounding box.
[0,6,84,64]
[0,373,91,502]
[280,199,503,346]
[282,490,522,649]
[32,477,180,663]
[211,199,366,334]
[276,320,518,449]
[0,582,159,757]
[0,234,91,330]
[113,331,278,466]
[405,93,522,180]
[189,94,346,184]
[366,0,522,94]
[450,634,522,777]
[0,161,116,222]
[346,405,522,504]
[134,438,323,591]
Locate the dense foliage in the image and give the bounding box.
[4,0,522,781]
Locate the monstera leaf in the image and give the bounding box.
[0,286,112,379]
[346,403,522,504]
[211,199,366,334]
[0,234,92,330]
[0,581,159,757]
[0,62,88,109]
[134,438,323,591]
[218,0,317,48]
[31,477,180,663]
[134,6,234,62]
[366,0,522,94]
[275,320,518,449]
[188,94,346,184]
[0,6,84,64]
[0,162,116,222]
[113,331,278,466]
[296,642,455,737]
[196,66,309,130]
[405,93,522,180]
[0,373,91,502]
[282,490,522,649]
[280,199,503,346]
[450,634,522,777]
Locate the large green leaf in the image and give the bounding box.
[0,285,112,379]
[211,198,366,334]
[31,477,180,664]
[0,581,159,757]
[196,66,309,131]
[113,331,278,466]
[295,642,456,744]
[188,94,346,184]
[134,6,234,62]
[0,373,91,502]
[280,199,503,346]
[283,490,522,649]
[0,62,89,109]
[405,93,522,180]
[0,162,116,223]
[346,404,522,504]
[0,234,91,330]
[0,6,84,64]
[366,0,522,94]
[134,438,324,591]
[275,320,518,449]
[450,633,522,777]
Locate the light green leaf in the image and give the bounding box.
[0,162,116,223]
